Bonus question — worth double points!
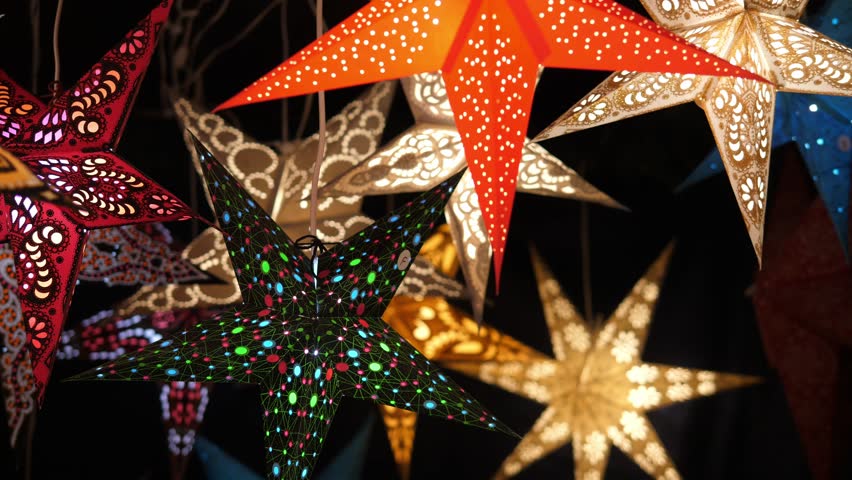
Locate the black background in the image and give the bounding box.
[0,1,832,479]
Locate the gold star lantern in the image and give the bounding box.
[377,224,539,480]
[445,245,759,480]
[319,71,623,321]
[537,0,852,261]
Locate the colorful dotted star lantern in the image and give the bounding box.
[538,0,852,263]
[449,245,758,479]
[319,71,622,321]
[72,136,513,480]
[0,0,192,435]
[214,0,765,287]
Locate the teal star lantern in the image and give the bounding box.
[72,133,512,480]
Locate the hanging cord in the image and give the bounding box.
[280,0,290,146]
[579,158,596,328]
[29,0,41,93]
[307,0,327,236]
[49,0,64,96]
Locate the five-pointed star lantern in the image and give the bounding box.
[318,71,622,321]
[116,83,462,316]
[73,137,513,480]
[750,153,852,480]
[57,307,217,480]
[213,0,765,287]
[537,0,852,262]
[678,0,852,255]
[0,0,192,436]
[445,245,758,479]
[377,223,535,480]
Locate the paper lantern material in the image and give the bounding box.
[319,71,621,320]
[57,308,216,480]
[73,138,512,480]
[539,0,852,263]
[752,151,852,480]
[215,0,763,287]
[678,0,852,255]
[0,0,191,424]
[443,245,759,479]
[78,224,207,286]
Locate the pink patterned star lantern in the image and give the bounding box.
[0,0,192,416]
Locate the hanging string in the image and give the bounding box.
[29,0,41,93]
[50,0,64,94]
[579,158,595,328]
[307,0,327,237]
[280,0,290,146]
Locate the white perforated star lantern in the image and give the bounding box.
[537,0,852,262]
[319,71,623,320]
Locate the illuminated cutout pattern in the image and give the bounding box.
[79,224,206,286]
[539,0,852,262]
[58,307,215,479]
[0,0,191,427]
[447,245,758,480]
[215,0,762,286]
[75,139,512,480]
[320,71,621,320]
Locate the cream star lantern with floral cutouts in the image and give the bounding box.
[537,0,852,262]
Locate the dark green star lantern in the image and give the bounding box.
[72,133,513,479]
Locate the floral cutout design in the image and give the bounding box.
[443,245,758,480]
[538,0,852,263]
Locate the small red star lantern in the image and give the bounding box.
[215,0,766,286]
[0,0,192,409]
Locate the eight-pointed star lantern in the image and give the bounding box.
[537,0,852,263]
[318,70,623,321]
[213,0,765,287]
[0,0,192,434]
[72,136,514,480]
[448,245,758,480]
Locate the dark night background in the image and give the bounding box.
[0,1,840,479]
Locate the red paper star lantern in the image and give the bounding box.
[215,0,766,286]
[752,150,852,480]
[0,0,191,409]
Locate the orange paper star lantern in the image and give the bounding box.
[214,0,766,286]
